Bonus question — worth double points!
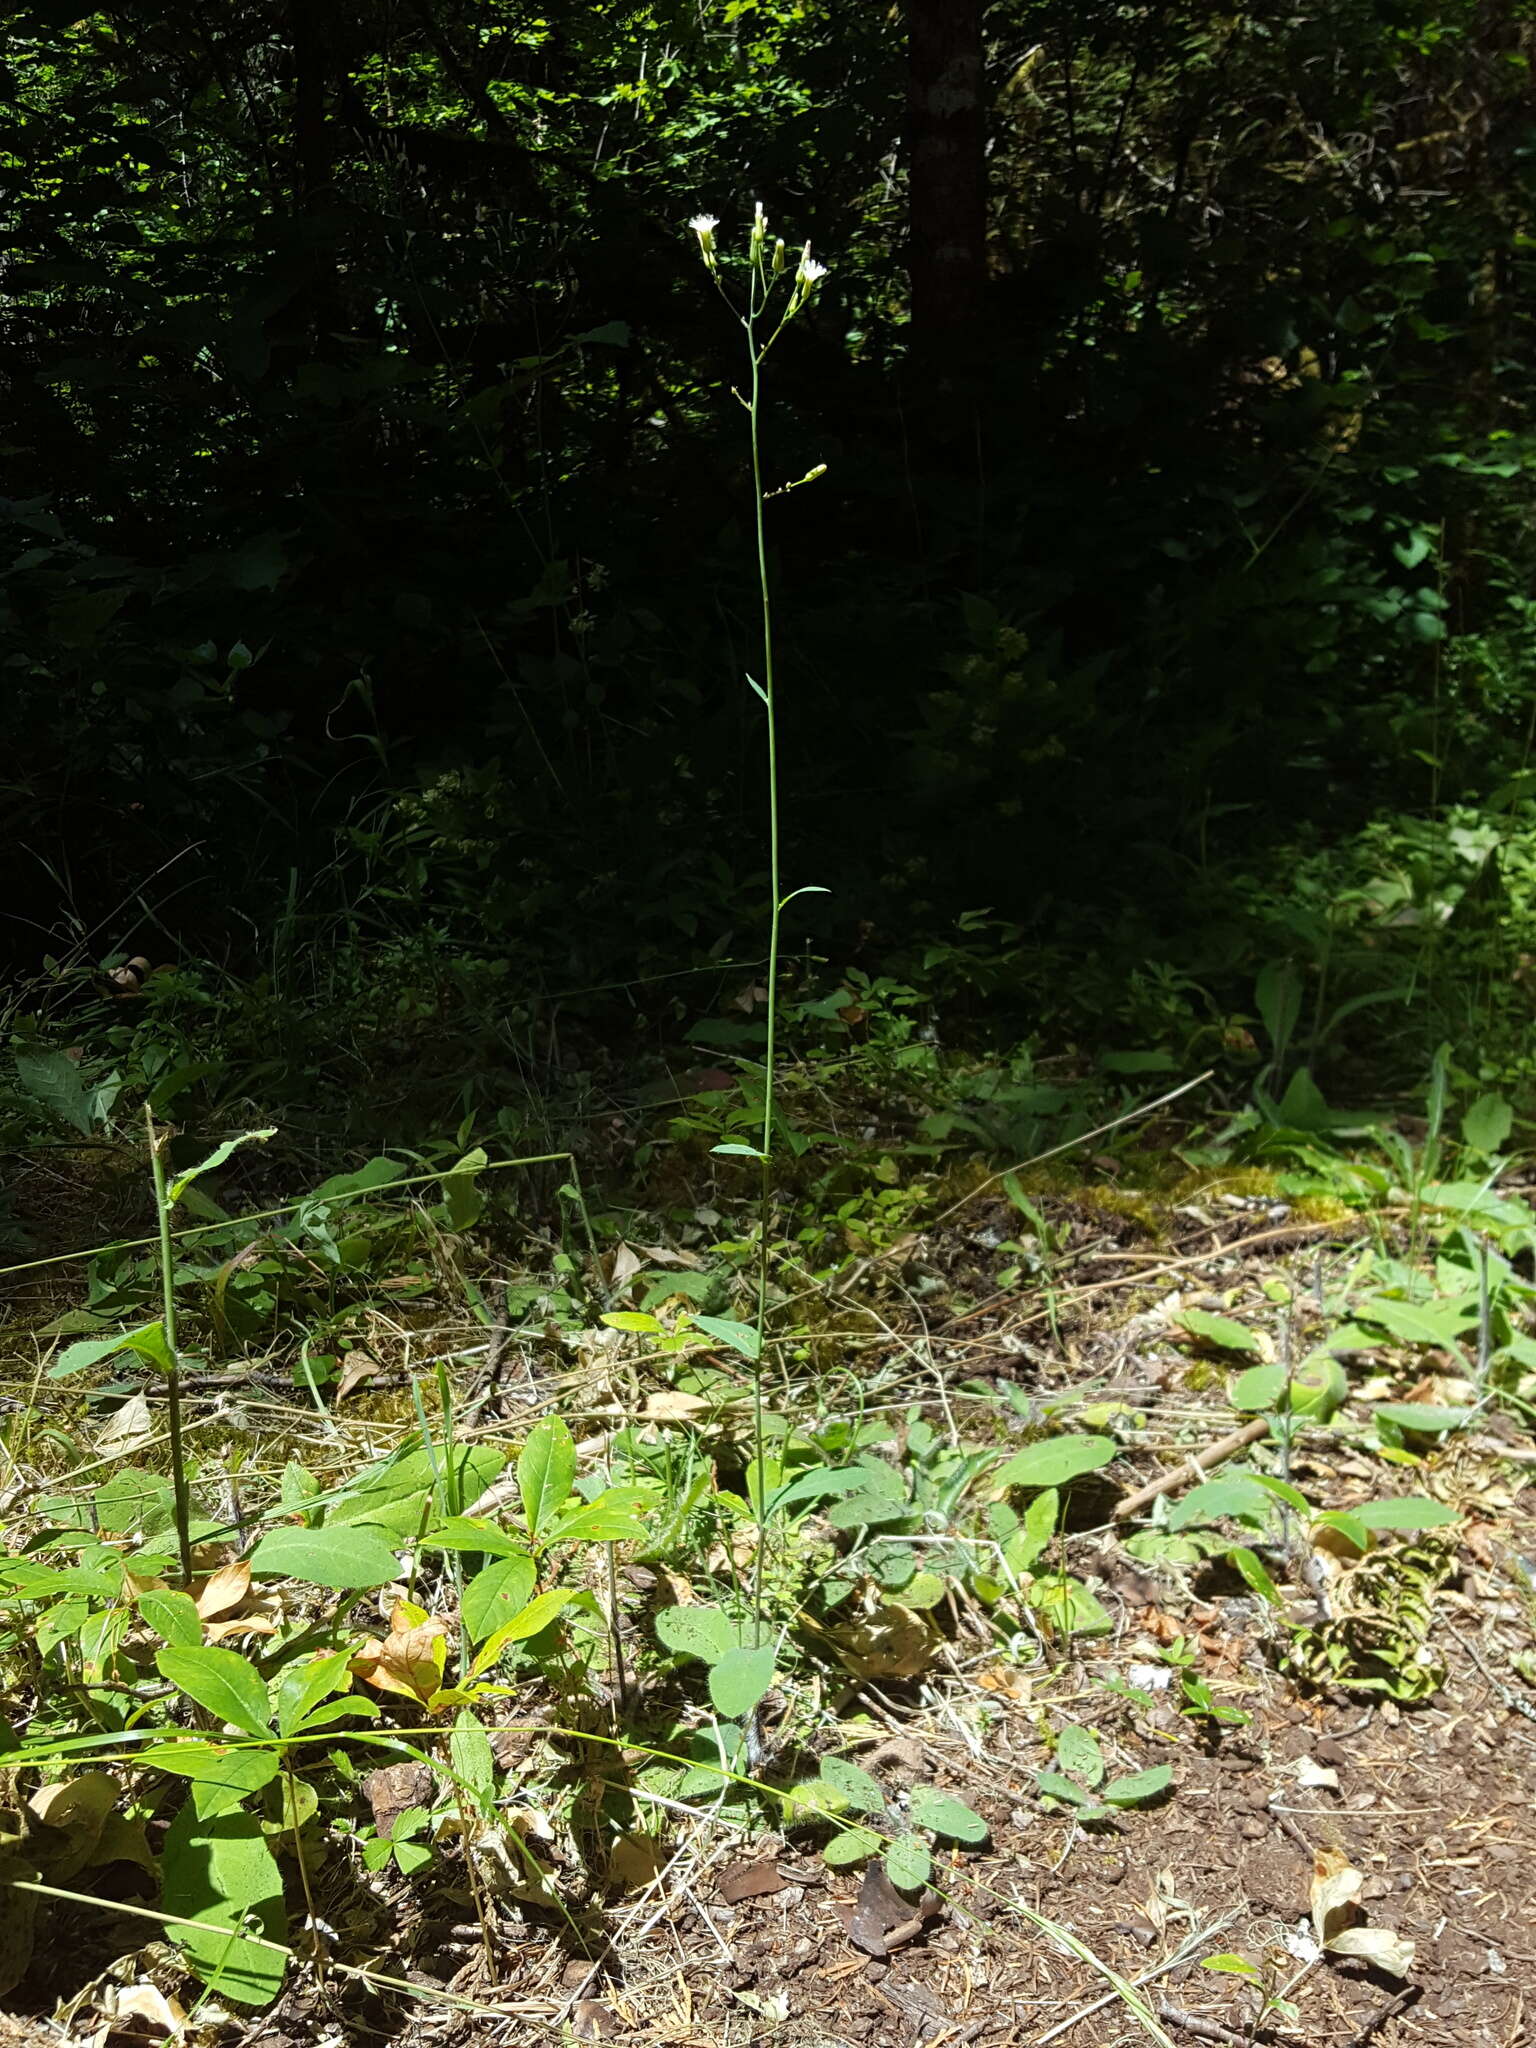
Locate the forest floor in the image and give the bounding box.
[2,1138,1535,2048]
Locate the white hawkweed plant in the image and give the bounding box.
[687,202,829,1629]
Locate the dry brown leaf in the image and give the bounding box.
[351,1602,450,1704]
[1311,1847,1414,1976]
[335,1352,382,1400]
[976,1664,1032,1702]
[637,1243,705,1270]
[606,1833,661,1889]
[203,1616,279,1643]
[1328,1926,1416,1977]
[193,1559,251,1621]
[96,1979,186,2033]
[94,1394,154,1458]
[28,1773,118,1880]
[827,1595,942,1681]
[607,1242,645,1289]
[719,1858,789,1905]
[364,1761,435,1838]
[1311,1845,1365,1950]
[642,1390,708,1422]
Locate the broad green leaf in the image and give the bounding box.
[1348,1496,1459,1531]
[168,1129,275,1203]
[1461,1093,1513,1156]
[161,1800,286,2006]
[247,1523,400,1591]
[469,1588,586,1675]
[157,1646,271,1738]
[330,1444,506,1530]
[884,1835,932,1889]
[1228,1546,1283,1607]
[461,1555,537,1642]
[1229,1364,1287,1411]
[518,1417,576,1537]
[768,1466,869,1517]
[141,1744,281,1822]
[1202,1954,1260,1978]
[1372,1402,1474,1435]
[1248,1474,1311,1511]
[15,1046,96,1134]
[1101,1765,1173,1808]
[823,1826,880,1866]
[692,1314,762,1363]
[139,1588,202,1648]
[908,1788,987,1843]
[1037,1770,1097,1808]
[1004,1486,1059,1575]
[1176,1309,1260,1354]
[709,1644,776,1721]
[423,1515,524,1558]
[602,1311,663,1333]
[449,1708,497,1816]
[991,1435,1116,1491]
[276,1650,354,1739]
[1356,1295,1474,1348]
[1167,1475,1275,1531]
[1030,1574,1114,1637]
[819,1756,885,1814]
[51,1320,173,1380]
[545,1488,652,1546]
[1055,1724,1104,1788]
[655,1604,738,1665]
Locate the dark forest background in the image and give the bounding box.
[6,0,1536,1162]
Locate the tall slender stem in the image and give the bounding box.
[146,1106,195,1586]
[746,261,780,1634]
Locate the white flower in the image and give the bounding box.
[688,213,719,269]
[750,200,767,256]
[798,255,828,288]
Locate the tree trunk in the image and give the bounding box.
[907,0,987,359]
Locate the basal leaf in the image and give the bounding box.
[819,1756,885,1814]
[161,1800,286,2006]
[247,1523,401,1591]
[991,1435,1116,1491]
[708,1644,776,1721]
[655,1604,739,1665]
[884,1834,932,1889]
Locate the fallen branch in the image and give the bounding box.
[1156,2003,1249,2048]
[1112,1418,1270,1521]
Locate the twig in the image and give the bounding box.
[1112,1418,1270,1521]
[1342,1988,1414,2048]
[1155,2003,1248,2048]
[1034,1920,1234,2045]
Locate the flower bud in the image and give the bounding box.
[750,200,767,258]
[772,238,787,275]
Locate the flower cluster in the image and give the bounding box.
[687,204,828,310]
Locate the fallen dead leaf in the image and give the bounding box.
[1311,1846,1415,1977]
[193,1559,252,1622]
[642,1390,709,1422]
[351,1601,450,1704]
[94,1395,154,1459]
[842,1862,943,1959]
[364,1761,435,1838]
[336,1352,382,1400]
[718,1858,789,1905]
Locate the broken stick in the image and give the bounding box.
[1111,1417,1269,1521]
